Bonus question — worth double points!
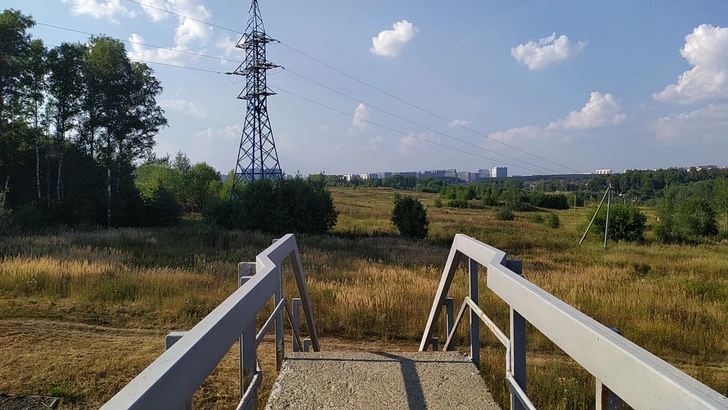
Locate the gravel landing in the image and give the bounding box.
[265,351,501,410]
[0,395,59,410]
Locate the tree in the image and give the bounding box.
[83,37,167,227]
[592,204,647,242]
[181,163,221,211]
[47,42,85,203]
[391,193,428,239]
[22,39,47,201]
[0,10,35,207]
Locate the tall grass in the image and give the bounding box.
[1,186,727,408]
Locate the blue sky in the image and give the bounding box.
[7,0,728,176]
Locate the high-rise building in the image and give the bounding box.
[491,167,507,178]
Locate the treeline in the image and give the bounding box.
[0,10,167,230]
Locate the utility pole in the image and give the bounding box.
[580,182,612,248]
[604,181,612,248]
[230,0,282,200]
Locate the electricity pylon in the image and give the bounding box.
[231,0,282,199]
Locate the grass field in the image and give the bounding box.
[1,186,727,409]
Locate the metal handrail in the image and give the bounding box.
[101,234,318,410]
[421,234,728,410]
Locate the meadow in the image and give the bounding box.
[1,186,727,409]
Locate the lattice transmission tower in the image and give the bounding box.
[231,0,282,199]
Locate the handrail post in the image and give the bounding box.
[238,262,258,409]
[444,297,454,351]
[292,298,302,352]
[469,258,480,368]
[507,259,526,410]
[241,323,257,410]
[596,328,623,410]
[274,267,284,371]
[165,333,191,410]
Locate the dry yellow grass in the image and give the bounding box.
[1,186,727,408]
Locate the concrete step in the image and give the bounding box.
[265,351,501,410]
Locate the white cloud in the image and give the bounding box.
[369,135,383,150]
[511,33,587,70]
[216,34,241,58]
[546,92,626,130]
[128,0,213,65]
[487,126,544,143]
[654,24,728,104]
[194,124,241,143]
[654,103,728,144]
[352,103,370,132]
[60,0,134,23]
[449,119,472,128]
[159,98,208,118]
[371,20,418,57]
[397,132,436,154]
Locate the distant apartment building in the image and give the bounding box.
[491,167,507,178]
[343,174,357,182]
[477,168,491,179]
[457,171,471,182]
[595,169,612,175]
[444,169,457,178]
[358,173,370,180]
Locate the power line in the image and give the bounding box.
[270,85,551,175]
[279,42,583,174]
[284,68,562,175]
[124,0,243,35]
[37,22,241,64]
[117,0,580,174]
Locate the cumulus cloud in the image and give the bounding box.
[128,0,213,65]
[511,33,587,70]
[352,103,370,132]
[371,20,418,57]
[397,132,437,154]
[654,24,728,104]
[194,124,241,143]
[369,135,383,150]
[487,126,544,143]
[546,92,626,130]
[449,119,472,128]
[654,103,728,144]
[60,0,134,23]
[159,98,208,118]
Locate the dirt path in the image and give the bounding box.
[0,318,417,409]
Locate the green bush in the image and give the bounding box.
[546,213,560,229]
[495,206,515,221]
[204,177,338,235]
[433,198,443,208]
[144,186,181,227]
[391,193,428,239]
[591,204,646,242]
[447,199,469,208]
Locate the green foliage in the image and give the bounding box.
[655,183,722,243]
[529,192,569,210]
[391,193,428,239]
[433,197,443,208]
[546,212,560,229]
[446,198,469,208]
[591,204,646,242]
[204,177,338,235]
[143,186,180,227]
[495,206,515,221]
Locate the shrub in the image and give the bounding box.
[447,199,469,208]
[203,177,338,235]
[546,213,560,229]
[391,193,428,239]
[591,204,646,242]
[144,186,181,227]
[433,198,443,208]
[495,206,515,221]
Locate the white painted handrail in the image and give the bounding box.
[421,234,728,410]
[101,234,318,410]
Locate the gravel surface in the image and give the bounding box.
[0,395,59,410]
[266,351,500,410]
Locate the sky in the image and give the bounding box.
[6,0,728,176]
